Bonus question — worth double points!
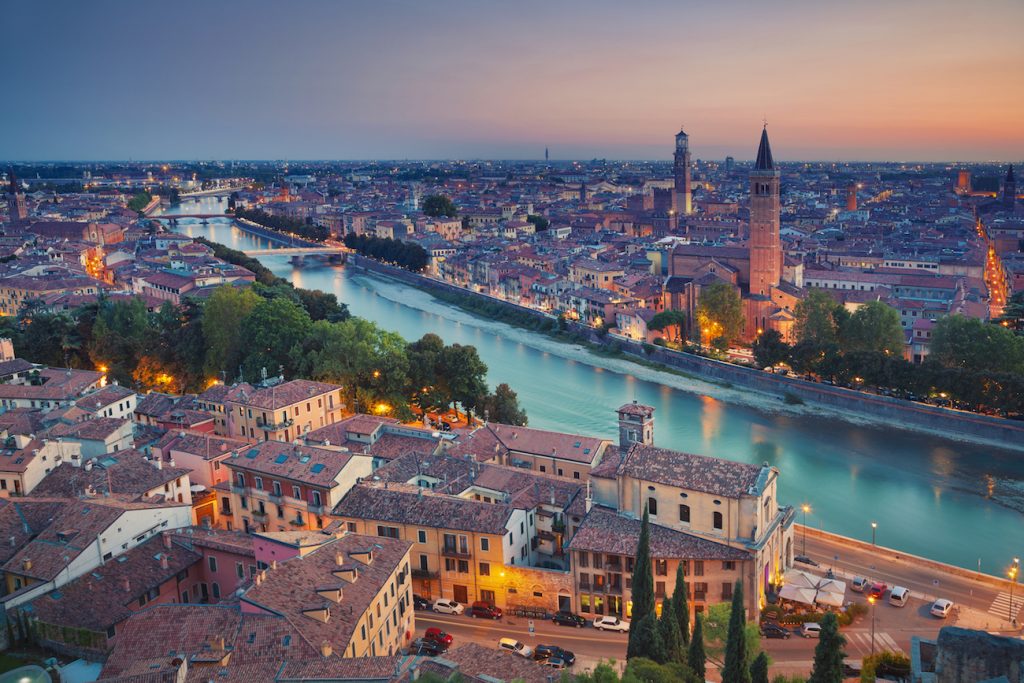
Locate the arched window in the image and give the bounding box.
[647,497,658,516]
[713,511,723,530]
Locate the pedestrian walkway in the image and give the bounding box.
[844,629,904,655]
[988,592,1024,621]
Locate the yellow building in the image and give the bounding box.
[223,379,346,443]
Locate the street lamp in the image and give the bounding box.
[801,504,811,556]
[871,522,878,547]
[1010,558,1020,625]
[867,595,877,656]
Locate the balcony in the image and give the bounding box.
[268,493,283,504]
[256,416,294,431]
[578,580,591,591]
[441,546,472,559]
[230,485,245,495]
[252,510,269,521]
[412,569,439,580]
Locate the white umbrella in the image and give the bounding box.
[814,590,844,608]
[783,569,818,589]
[779,584,817,605]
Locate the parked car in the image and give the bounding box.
[413,594,431,610]
[534,645,576,666]
[432,598,464,615]
[794,555,820,567]
[469,601,502,619]
[850,577,870,593]
[867,582,889,599]
[760,623,792,639]
[424,627,453,647]
[842,659,863,677]
[801,622,822,638]
[410,638,447,657]
[889,586,910,607]
[593,616,630,632]
[552,611,586,628]
[930,598,954,618]
[542,657,571,670]
[498,637,533,658]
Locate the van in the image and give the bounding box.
[498,637,533,658]
[800,623,821,638]
[889,586,910,607]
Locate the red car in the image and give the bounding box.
[424,627,453,647]
[867,582,888,599]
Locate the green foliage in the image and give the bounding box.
[423,194,458,218]
[234,207,329,242]
[859,651,910,683]
[647,310,687,342]
[202,286,262,378]
[127,190,153,213]
[697,282,745,343]
[930,314,1024,375]
[344,233,429,272]
[772,677,808,683]
[752,328,791,368]
[477,383,528,425]
[794,289,845,347]
[526,214,549,230]
[626,614,665,664]
[722,580,752,683]
[808,612,846,683]
[842,301,904,355]
[751,651,770,683]
[194,237,284,286]
[688,614,706,680]
[703,600,763,668]
[658,598,684,664]
[627,508,659,661]
[238,296,313,379]
[89,297,153,385]
[622,657,700,683]
[672,563,690,646]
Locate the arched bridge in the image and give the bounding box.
[243,246,348,265]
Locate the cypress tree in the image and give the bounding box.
[627,613,665,662]
[658,597,684,664]
[688,613,706,680]
[672,562,690,645]
[808,612,847,683]
[722,579,751,683]
[751,651,770,683]
[626,507,655,659]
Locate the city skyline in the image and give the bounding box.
[3,0,1023,162]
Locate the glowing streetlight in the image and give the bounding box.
[801,504,811,556]
[871,522,878,547]
[1010,558,1020,625]
[867,595,877,656]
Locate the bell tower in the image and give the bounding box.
[617,401,655,451]
[5,169,27,224]
[748,126,781,297]
[673,128,692,216]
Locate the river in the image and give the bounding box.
[157,197,1024,576]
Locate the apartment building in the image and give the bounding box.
[224,380,346,442]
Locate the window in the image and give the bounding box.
[479,562,490,576]
[445,558,456,571]
[208,556,218,572]
[647,497,657,515]
[481,589,495,603]
[656,581,666,598]
[480,537,489,552]
[679,504,690,523]
[722,582,733,600]
[581,594,591,613]
[273,481,282,496]
[722,561,736,571]
[419,555,428,571]
[236,562,244,579]
[254,477,263,491]
[346,522,357,532]
[574,471,580,479]
[377,525,400,539]
[593,553,602,569]
[212,582,221,599]
[655,559,667,576]
[417,530,427,544]
[539,465,546,473]
[713,511,723,530]
[579,553,589,568]
[292,485,301,499]
[312,491,322,507]
[693,561,704,577]
[457,560,469,574]
[236,472,245,487]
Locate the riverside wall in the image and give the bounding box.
[348,255,1024,451]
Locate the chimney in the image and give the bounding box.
[210,636,225,651]
[121,577,131,592]
[320,641,333,657]
[21,558,31,572]
[162,532,172,549]
[335,553,345,566]
[160,554,169,570]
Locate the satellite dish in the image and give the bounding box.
[190,484,207,493]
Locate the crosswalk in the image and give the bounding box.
[989,592,1024,621]
[844,630,904,655]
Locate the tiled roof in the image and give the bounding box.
[75,385,135,412]
[419,642,555,683]
[226,441,355,488]
[0,408,44,437]
[29,535,201,632]
[275,656,404,681]
[156,430,248,461]
[134,393,183,418]
[487,423,608,464]
[333,483,513,535]
[241,533,412,655]
[33,449,189,500]
[46,416,131,441]
[229,379,341,411]
[0,368,102,401]
[568,506,749,561]
[169,527,255,557]
[619,443,765,498]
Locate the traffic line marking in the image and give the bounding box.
[988,592,1024,619]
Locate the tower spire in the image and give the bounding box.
[754,127,774,171]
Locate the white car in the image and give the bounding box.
[930,598,954,618]
[432,598,464,615]
[851,577,869,593]
[498,637,533,658]
[593,615,630,632]
[801,622,821,638]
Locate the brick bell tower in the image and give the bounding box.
[673,127,692,216]
[748,126,781,297]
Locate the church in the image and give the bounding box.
[664,127,802,342]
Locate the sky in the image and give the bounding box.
[2,0,1023,162]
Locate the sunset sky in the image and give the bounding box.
[3,0,1022,161]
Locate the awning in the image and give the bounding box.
[815,590,844,607]
[779,584,817,605]
[783,569,818,589]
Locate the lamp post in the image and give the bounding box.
[1010,558,1020,625]
[871,522,877,547]
[801,504,811,557]
[867,595,877,657]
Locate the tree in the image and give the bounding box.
[996,290,1024,333]
[751,651,770,683]
[843,301,904,355]
[478,383,528,425]
[807,612,846,683]
[794,289,843,347]
[439,344,488,423]
[929,314,1024,375]
[697,282,744,344]
[422,194,458,218]
[89,297,153,386]
[406,333,448,411]
[238,296,313,380]
[648,310,688,344]
[658,597,684,664]
[688,614,706,680]
[628,614,666,666]
[752,328,791,368]
[526,214,549,231]
[671,563,690,647]
[202,285,262,378]
[627,507,658,661]
[722,580,751,683]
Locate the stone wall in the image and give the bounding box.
[490,564,575,614]
[936,626,1024,683]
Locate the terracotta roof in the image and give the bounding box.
[156,431,248,461]
[75,385,135,412]
[419,642,555,683]
[334,483,513,535]
[46,416,131,442]
[487,423,608,464]
[169,527,256,557]
[0,368,102,401]
[569,506,749,561]
[226,441,356,488]
[619,443,765,498]
[228,379,341,411]
[33,450,189,500]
